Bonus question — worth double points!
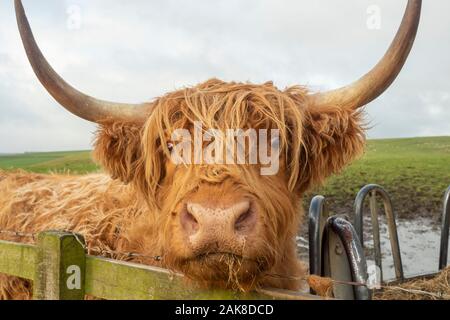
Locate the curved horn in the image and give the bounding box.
[309,0,422,109]
[15,0,150,123]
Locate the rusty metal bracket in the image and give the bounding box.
[309,196,370,300]
[322,216,370,300]
[354,184,404,282]
[439,186,450,270]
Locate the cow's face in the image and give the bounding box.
[151,82,301,288]
[94,79,366,289]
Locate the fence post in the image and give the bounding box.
[33,231,86,300]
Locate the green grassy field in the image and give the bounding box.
[0,150,99,174]
[1,136,449,217]
[308,136,450,218]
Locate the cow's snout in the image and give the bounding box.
[180,200,257,248]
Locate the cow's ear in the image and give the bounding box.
[296,105,366,193]
[93,121,144,184]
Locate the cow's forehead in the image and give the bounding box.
[152,78,308,132]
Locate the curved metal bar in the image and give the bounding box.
[326,216,371,300]
[368,189,383,281]
[308,196,329,277]
[354,184,404,282]
[439,186,450,270]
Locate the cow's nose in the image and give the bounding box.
[181,201,256,237]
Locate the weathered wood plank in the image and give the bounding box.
[85,256,320,300]
[33,231,86,300]
[1,236,323,300]
[0,240,37,280]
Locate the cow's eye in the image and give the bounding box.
[167,142,174,152]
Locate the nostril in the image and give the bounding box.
[180,207,199,236]
[234,206,257,234]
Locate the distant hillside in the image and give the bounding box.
[307,136,450,218]
[0,150,98,174]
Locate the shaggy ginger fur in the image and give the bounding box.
[0,79,366,299]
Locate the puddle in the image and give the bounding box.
[364,217,446,280]
[297,217,448,281]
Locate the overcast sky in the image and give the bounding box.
[0,0,449,153]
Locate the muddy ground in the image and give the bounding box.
[296,208,448,281]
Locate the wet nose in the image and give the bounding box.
[181,200,257,237]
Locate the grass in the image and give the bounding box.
[0,150,99,174]
[1,136,449,217]
[307,136,450,218]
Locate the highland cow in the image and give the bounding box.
[0,0,421,299]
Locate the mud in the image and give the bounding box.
[364,217,446,280]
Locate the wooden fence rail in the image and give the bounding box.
[0,231,319,300]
